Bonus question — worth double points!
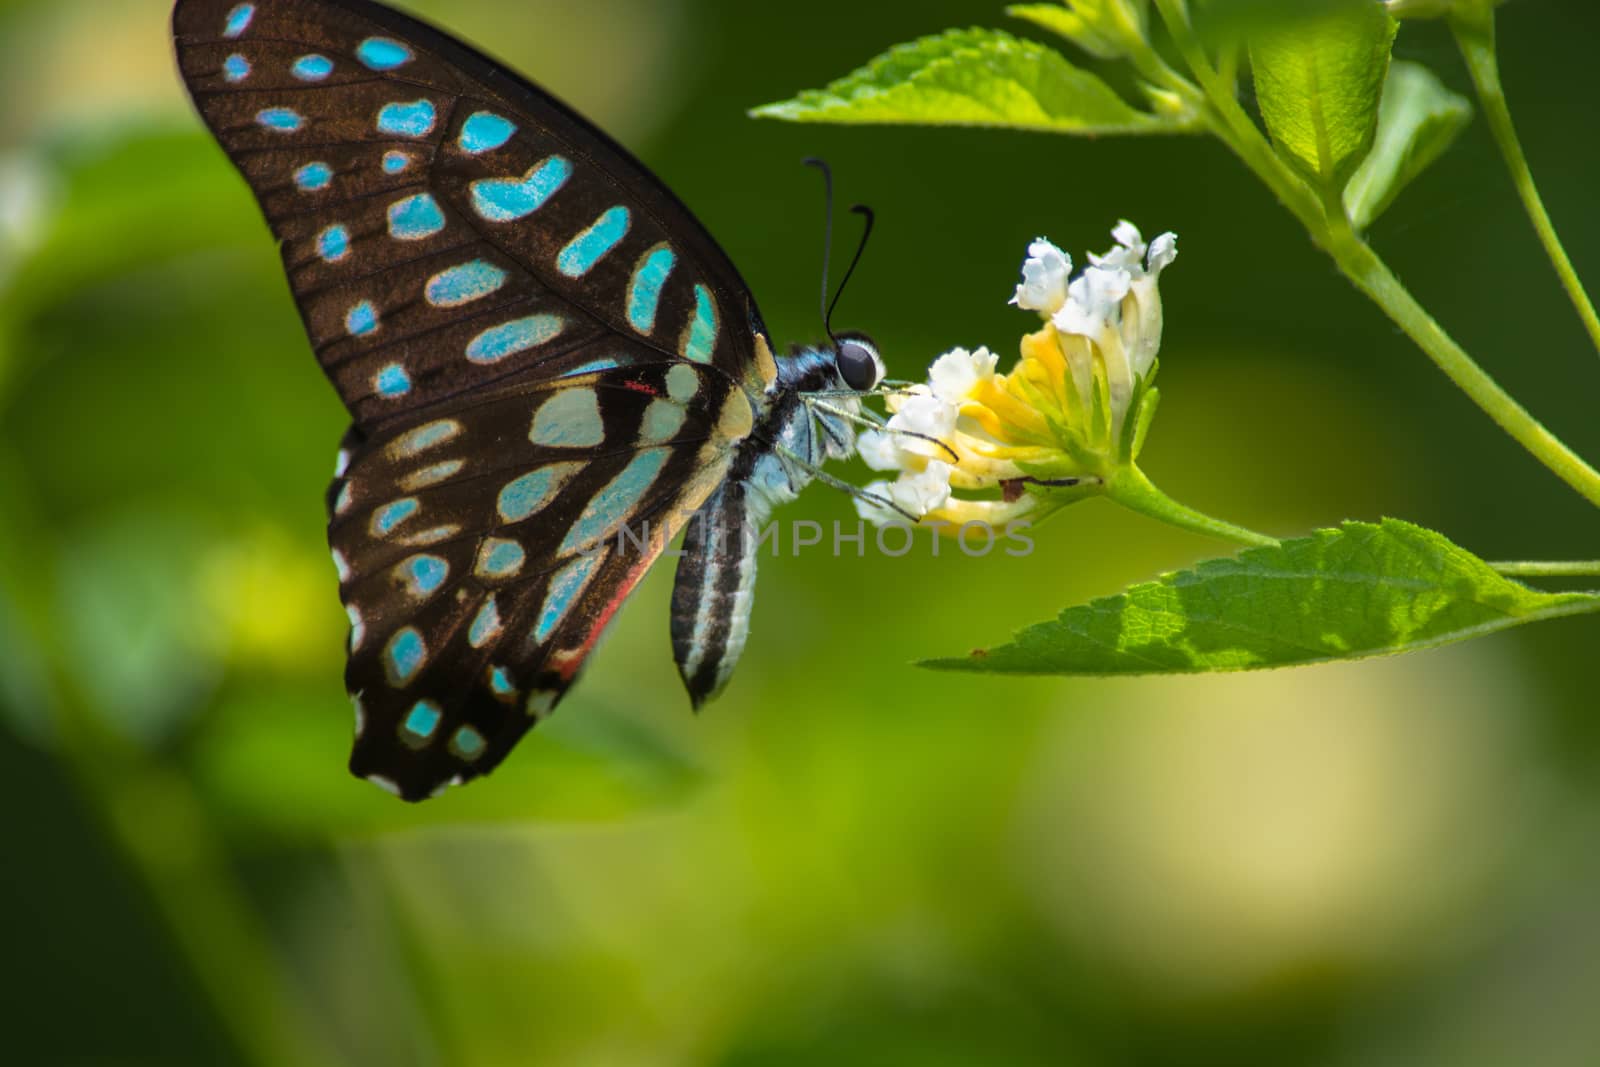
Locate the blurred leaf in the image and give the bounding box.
[1344,61,1473,230]
[1195,0,1369,40]
[195,690,706,835]
[925,519,1600,674]
[1005,2,1141,60]
[1249,0,1398,189]
[57,513,225,745]
[751,28,1172,134]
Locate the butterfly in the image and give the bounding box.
[172,0,887,801]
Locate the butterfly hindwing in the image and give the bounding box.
[172,0,779,432]
[329,357,752,798]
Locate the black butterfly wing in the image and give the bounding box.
[172,0,780,799]
[172,0,780,429]
[329,358,753,799]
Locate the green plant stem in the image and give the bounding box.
[1152,0,1600,509]
[1150,0,1326,231]
[1490,560,1600,578]
[1452,9,1600,358]
[1107,464,1280,548]
[1326,228,1600,508]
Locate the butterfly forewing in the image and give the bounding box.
[173,0,778,799]
[173,0,777,431]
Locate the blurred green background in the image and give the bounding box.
[3,1,1600,1064]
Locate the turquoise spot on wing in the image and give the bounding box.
[318,225,350,262]
[470,157,572,222]
[382,151,411,175]
[460,111,517,154]
[627,246,675,333]
[256,108,303,133]
[393,419,461,457]
[497,467,566,522]
[376,99,436,138]
[375,363,410,397]
[489,666,516,697]
[373,497,419,535]
[529,388,604,447]
[469,596,502,648]
[557,206,630,278]
[384,626,426,686]
[683,285,719,363]
[466,315,564,363]
[535,555,602,644]
[346,300,379,336]
[402,700,442,742]
[387,193,445,240]
[562,358,621,377]
[665,363,700,404]
[295,162,332,192]
[292,54,334,81]
[425,260,508,307]
[357,37,413,71]
[639,398,686,444]
[402,460,463,490]
[451,725,487,760]
[223,54,250,82]
[559,448,670,554]
[403,554,448,596]
[476,538,526,579]
[224,4,254,38]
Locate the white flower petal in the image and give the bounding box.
[1011,238,1071,315]
[891,461,953,518]
[928,346,998,403]
[888,390,958,440]
[854,480,900,526]
[1111,219,1144,251]
[1147,231,1178,274]
[856,429,902,472]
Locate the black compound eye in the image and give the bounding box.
[837,340,880,391]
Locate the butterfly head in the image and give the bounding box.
[832,331,885,393]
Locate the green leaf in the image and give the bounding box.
[1344,61,1473,230]
[750,28,1171,135]
[1006,2,1143,60]
[924,519,1600,675]
[1249,0,1398,189]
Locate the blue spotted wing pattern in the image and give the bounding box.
[172,0,776,799]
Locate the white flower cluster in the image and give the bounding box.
[852,222,1178,528]
[1012,220,1177,385]
[855,347,1000,523]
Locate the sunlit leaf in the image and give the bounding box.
[1344,61,1472,230]
[924,519,1600,675]
[751,28,1171,134]
[1006,2,1137,60]
[1249,0,1398,188]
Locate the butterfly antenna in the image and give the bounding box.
[803,158,836,340]
[826,204,875,338]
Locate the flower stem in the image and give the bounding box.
[1452,10,1600,359]
[1153,0,1600,509]
[1107,464,1280,548]
[1490,560,1600,578]
[1327,228,1600,508]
